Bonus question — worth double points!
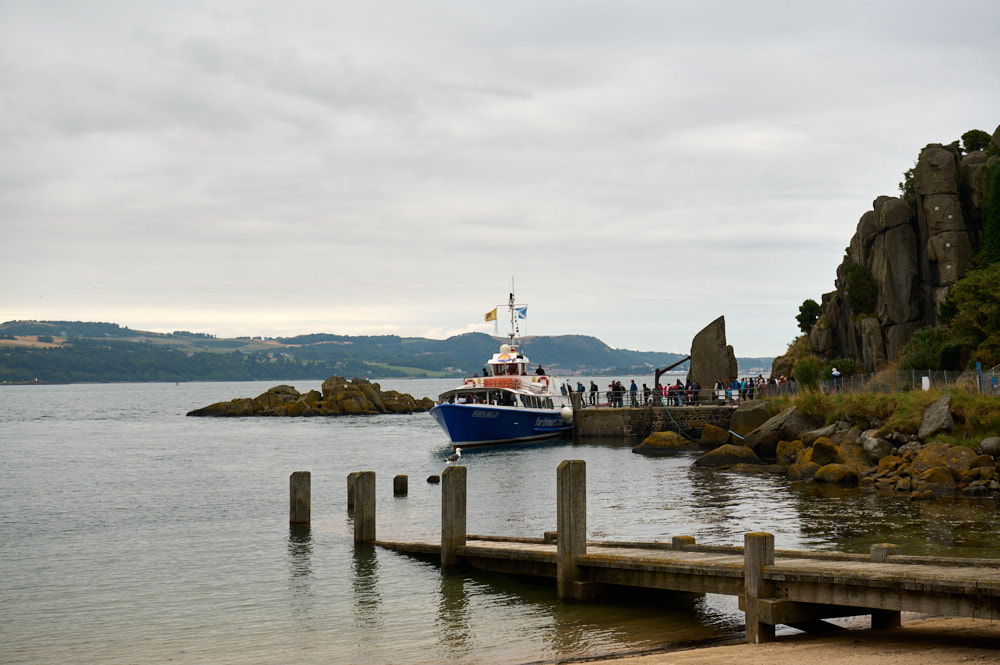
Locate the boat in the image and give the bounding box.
[429,291,574,448]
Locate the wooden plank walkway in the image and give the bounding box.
[346,462,1000,644]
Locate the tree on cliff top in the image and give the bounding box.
[961,129,992,154]
[796,299,821,334]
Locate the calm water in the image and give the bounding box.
[2,379,999,665]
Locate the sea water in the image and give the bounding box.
[2,379,999,665]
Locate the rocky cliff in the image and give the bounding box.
[797,124,999,372]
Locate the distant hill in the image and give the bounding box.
[0,319,771,384]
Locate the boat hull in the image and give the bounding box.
[429,403,572,447]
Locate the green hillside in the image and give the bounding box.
[0,319,769,384]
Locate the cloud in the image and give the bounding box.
[2,0,999,358]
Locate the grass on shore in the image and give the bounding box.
[771,389,1000,448]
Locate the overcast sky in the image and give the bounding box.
[2,1,998,357]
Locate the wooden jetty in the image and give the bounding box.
[344,461,1000,644]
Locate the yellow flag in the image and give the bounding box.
[485,308,497,322]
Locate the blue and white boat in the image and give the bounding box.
[429,293,574,448]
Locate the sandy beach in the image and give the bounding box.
[577,617,1000,665]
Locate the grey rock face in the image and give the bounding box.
[687,316,738,395]
[917,393,954,441]
[979,437,1000,456]
[804,124,1000,371]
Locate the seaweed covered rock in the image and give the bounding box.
[633,431,695,455]
[694,444,761,467]
[187,376,434,417]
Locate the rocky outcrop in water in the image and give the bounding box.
[776,124,1000,372]
[186,376,435,417]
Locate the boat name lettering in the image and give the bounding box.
[472,410,499,419]
[535,416,562,427]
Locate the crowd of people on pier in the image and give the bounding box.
[578,374,798,407]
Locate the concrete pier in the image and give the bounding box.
[573,405,734,439]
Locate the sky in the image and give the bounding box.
[2,1,998,357]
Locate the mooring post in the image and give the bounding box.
[441,465,467,567]
[393,474,408,496]
[672,535,696,550]
[744,532,775,644]
[353,471,376,543]
[870,543,902,629]
[557,460,587,600]
[289,471,311,525]
[347,471,359,509]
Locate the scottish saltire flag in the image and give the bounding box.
[515,306,527,319]
[485,308,498,322]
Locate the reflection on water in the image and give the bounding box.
[789,482,1000,556]
[287,524,314,625]
[436,569,475,659]
[351,544,384,632]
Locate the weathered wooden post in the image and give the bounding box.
[347,471,359,508]
[290,471,311,524]
[393,474,408,496]
[353,471,376,543]
[870,543,902,629]
[441,465,467,567]
[557,460,587,600]
[743,532,775,644]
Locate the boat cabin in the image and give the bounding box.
[486,345,529,377]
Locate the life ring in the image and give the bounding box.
[464,378,476,387]
[534,376,549,387]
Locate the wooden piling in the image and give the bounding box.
[353,471,376,543]
[744,532,775,644]
[870,543,902,629]
[347,471,358,508]
[441,465,467,567]
[393,474,408,496]
[557,460,587,600]
[289,471,311,525]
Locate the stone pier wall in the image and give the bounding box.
[573,406,735,439]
